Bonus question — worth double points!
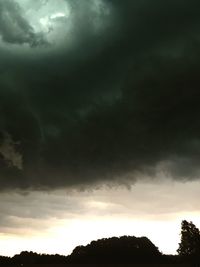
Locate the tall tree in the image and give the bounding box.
[177,220,200,256]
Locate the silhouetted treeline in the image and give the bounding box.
[1,220,200,265]
[0,252,67,265]
[67,235,162,264]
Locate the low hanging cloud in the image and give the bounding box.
[1,180,200,234]
[0,0,200,190]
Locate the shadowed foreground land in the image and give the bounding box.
[0,264,195,267]
[0,263,194,267]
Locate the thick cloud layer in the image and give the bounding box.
[0,0,200,190]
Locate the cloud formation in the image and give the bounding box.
[0,0,200,190]
[0,0,47,46]
[0,132,23,170]
[1,180,200,240]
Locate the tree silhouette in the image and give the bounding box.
[177,220,200,257]
[68,236,162,263]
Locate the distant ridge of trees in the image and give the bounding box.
[1,220,200,265]
[0,252,67,265]
[67,235,162,263]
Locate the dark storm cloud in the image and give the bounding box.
[0,0,46,46]
[1,0,200,190]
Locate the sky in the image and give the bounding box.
[0,0,200,256]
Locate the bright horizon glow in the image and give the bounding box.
[1,180,200,257]
[1,212,200,257]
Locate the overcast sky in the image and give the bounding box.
[0,0,200,256]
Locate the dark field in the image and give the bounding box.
[2,264,193,267]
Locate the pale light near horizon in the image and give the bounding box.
[1,180,200,257]
[1,209,200,257]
